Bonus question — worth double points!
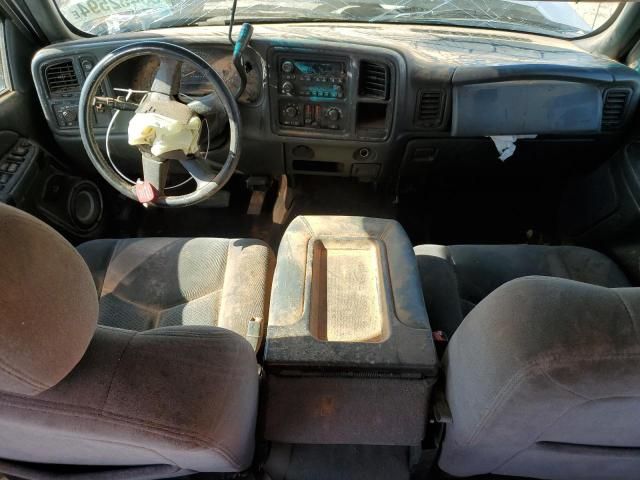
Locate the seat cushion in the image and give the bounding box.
[414,244,631,337]
[0,325,259,472]
[77,238,275,343]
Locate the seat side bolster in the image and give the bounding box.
[218,239,276,340]
[77,239,120,296]
[441,276,640,476]
[413,245,465,336]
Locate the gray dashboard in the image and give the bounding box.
[31,23,640,180]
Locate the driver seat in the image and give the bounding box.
[77,237,275,347]
[0,203,273,477]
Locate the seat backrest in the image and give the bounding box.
[441,276,640,480]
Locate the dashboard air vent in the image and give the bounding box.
[417,90,445,127]
[359,61,389,99]
[602,88,631,130]
[45,60,80,96]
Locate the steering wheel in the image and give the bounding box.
[78,41,241,207]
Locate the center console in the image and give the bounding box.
[274,53,351,134]
[277,57,348,131]
[269,49,396,142]
[263,216,438,446]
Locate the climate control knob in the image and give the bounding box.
[326,107,341,122]
[284,105,298,119]
[282,81,294,95]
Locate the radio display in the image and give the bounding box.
[292,61,344,76]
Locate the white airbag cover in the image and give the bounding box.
[128,112,202,157]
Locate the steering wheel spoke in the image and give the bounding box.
[179,156,219,189]
[151,57,183,97]
[184,92,226,117]
[141,153,170,197]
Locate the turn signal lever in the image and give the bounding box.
[232,22,254,99]
[94,96,139,112]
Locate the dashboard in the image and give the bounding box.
[130,50,261,102]
[30,24,640,181]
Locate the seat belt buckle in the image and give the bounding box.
[432,330,449,357]
[246,317,263,352]
[432,330,449,343]
[432,386,453,424]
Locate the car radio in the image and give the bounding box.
[276,58,348,132]
[278,59,347,99]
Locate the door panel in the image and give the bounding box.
[0,18,47,137]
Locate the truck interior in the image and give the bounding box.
[1,1,640,479]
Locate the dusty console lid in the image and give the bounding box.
[265,215,437,375]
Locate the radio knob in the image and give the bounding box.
[326,107,341,122]
[284,105,298,119]
[282,61,294,73]
[282,81,294,95]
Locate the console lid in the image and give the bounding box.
[265,215,437,375]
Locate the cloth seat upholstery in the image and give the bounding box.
[0,203,269,475]
[414,244,630,337]
[439,276,640,479]
[78,237,275,344]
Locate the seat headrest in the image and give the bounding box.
[0,203,98,396]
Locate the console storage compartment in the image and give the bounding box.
[309,238,388,343]
[263,216,438,445]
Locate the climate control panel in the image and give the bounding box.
[279,101,344,130]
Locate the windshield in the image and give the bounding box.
[54,0,620,39]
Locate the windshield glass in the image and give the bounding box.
[54,0,621,39]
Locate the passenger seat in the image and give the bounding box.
[414,244,640,479]
[438,276,640,479]
[414,244,630,337]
